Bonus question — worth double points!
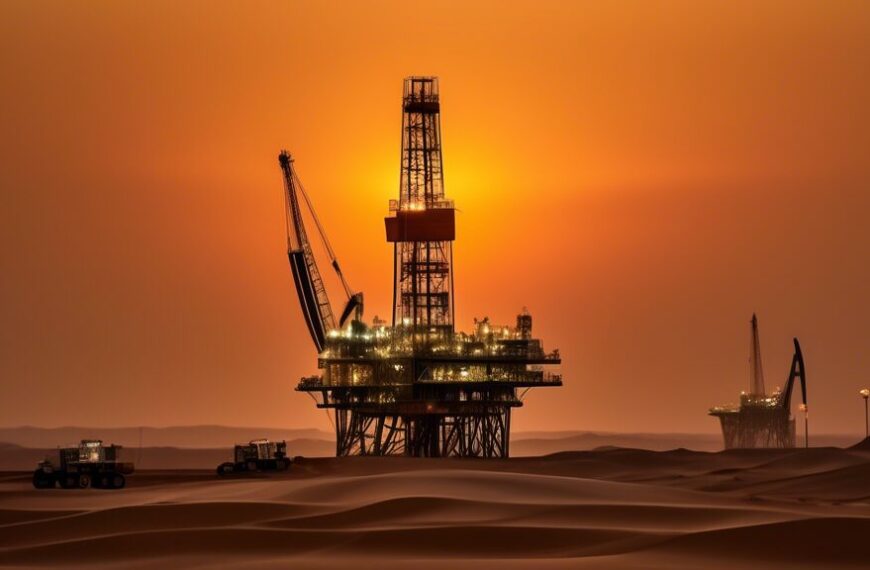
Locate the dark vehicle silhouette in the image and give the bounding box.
[32,440,134,489]
[217,439,290,475]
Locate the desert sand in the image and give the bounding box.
[2,443,870,569]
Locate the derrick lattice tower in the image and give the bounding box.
[749,313,765,397]
[391,77,454,332]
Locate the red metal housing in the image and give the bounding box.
[385,209,455,242]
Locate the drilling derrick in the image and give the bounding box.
[709,315,808,449]
[749,313,765,397]
[389,77,455,333]
[283,77,562,458]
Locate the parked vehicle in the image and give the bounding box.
[217,439,290,475]
[32,440,134,489]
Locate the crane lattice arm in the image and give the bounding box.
[278,151,362,353]
[779,338,808,412]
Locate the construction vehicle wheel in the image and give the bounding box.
[59,475,77,489]
[246,461,257,472]
[78,474,90,488]
[217,462,234,476]
[111,473,125,489]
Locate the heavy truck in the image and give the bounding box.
[217,439,290,475]
[32,440,134,489]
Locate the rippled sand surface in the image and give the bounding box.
[2,446,870,569]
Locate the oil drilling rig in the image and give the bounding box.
[709,314,808,449]
[279,77,562,457]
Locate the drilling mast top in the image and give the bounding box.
[749,313,766,396]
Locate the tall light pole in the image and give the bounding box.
[798,403,808,448]
[860,389,870,440]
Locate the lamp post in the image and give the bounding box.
[799,403,808,448]
[860,389,870,440]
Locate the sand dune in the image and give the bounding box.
[1,446,869,569]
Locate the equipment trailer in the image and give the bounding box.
[32,440,134,489]
[217,439,290,475]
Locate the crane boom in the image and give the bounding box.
[278,151,363,353]
[779,337,807,411]
[279,151,335,352]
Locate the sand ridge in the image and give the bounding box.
[1,446,869,568]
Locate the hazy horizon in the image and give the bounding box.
[0,423,867,439]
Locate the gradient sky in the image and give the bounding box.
[1,1,868,435]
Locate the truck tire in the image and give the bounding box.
[95,474,109,488]
[276,458,290,471]
[111,473,125,489]
[78,474,90,488]
[246,461,257,472]
[59,475,78,489]
[217,462,234,476]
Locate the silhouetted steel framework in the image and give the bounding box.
[392,77,454,332]
[709,316,808,449]
[280,77,562,457]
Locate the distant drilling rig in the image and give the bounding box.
[279,77,562,457]
[709,314,808,449]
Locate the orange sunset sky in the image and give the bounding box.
[1,1,868,434]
